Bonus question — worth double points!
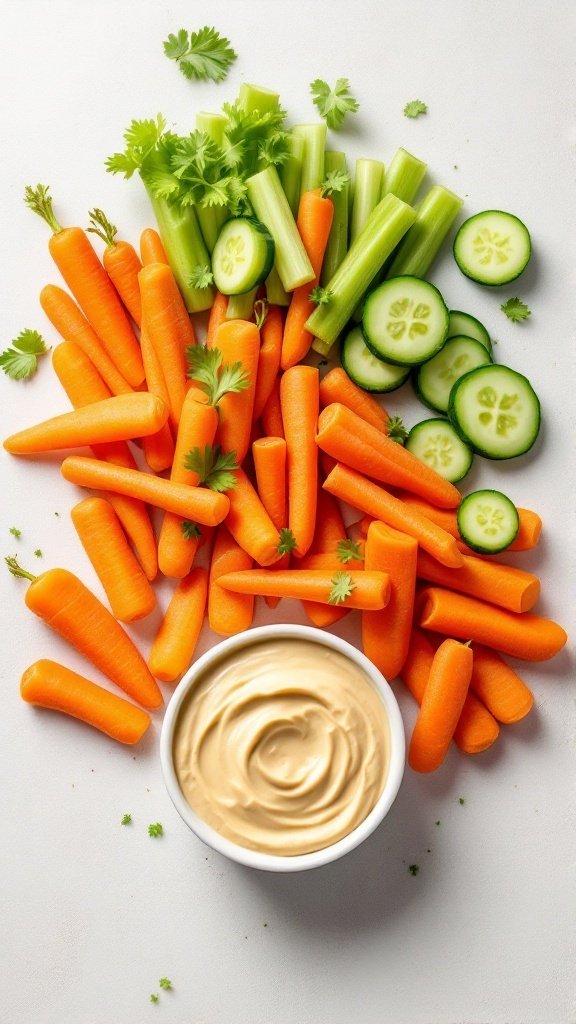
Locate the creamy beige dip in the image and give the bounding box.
[173,638,390,856]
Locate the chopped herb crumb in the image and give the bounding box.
[159,977,173,990]
[435,820,441,826]
[9,526,21,539]
[458,797,465,805]
[408,864,420,876]
[121,813,132,826]
[150,993,159,1004]
[148,822,164,838]
[34,549,43,558]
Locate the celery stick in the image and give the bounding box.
[279,133,304,218]
[292,124,327,194]
[265,266,290,306]
[195,112,227,147]
[385,148,427,204]
[320,152,350,286]
[227,288,257,320]
[306,194,417,354]
[147,193,214,313]
[246,166,314,291]
[238,83,280,115]
[387,185,463,279]
[350,159,385,244]
[196,205,228,253]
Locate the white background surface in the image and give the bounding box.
[1,2,575,1022]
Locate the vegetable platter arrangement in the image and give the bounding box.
[1,22,568,784]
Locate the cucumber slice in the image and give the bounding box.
[447,310,491,352]
[457,489,519,553]
[363,276,449,366]
[414,336,492,414]
[448,364,540,459]
[406,418,473,483]
[453,211,531,286]
[211,217,274,295]
[341,325,410,393]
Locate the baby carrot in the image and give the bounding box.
[225,468,281,566]
[25,185,144,385]
[252,437,287,533]
[281,189,334,369]
[148,568,208,683]
[206,291,229,346]
[253,305,284,421]
[139,323,175,473]
[395,493,542,552]
[281,365,319,557]
[408,638,474,772]
[324,464,464,568]
[470,645,534,724]
[319,368,389,432]
[417,587,568,661]
[6,557,162,709]
[139,262,195,429]
[4,393,168,455]
[303,489,349,626]
[209,525,254,635]
[261,376,284,438]
[416,549,540,614]
[61,456,230,525]
[208,319,260,464]
[140,228,168,266]
[40,285,132,396]
[317,403,461,509]
[87,208,143,325]
[217,568,390,609]
[71,498,156,622]
[21,660,151,745]
[362,521,417,681]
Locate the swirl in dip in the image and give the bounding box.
[172,638,390,856]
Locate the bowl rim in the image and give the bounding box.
[160,623,406,873]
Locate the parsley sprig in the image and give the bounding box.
[0,330,50,381]
[186,345,249,406]
[309,286,333,307]
[310,78,359,130]
[163,26,237,83]
[403,100,427,119]
[328,571,357,605]
[277,529,297,556]
[336,539,364,564]
[501,297,531,323]
[184,445,238,493]
[320,169,350,199]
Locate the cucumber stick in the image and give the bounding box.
[457,490,520,553]
[453,210,531,285]
[363,276,449,366]
[448,364,541,459]
[406,418,473,483]
[341,326,410,393]
[414,336,492,413]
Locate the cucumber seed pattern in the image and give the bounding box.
[387,298,431,341]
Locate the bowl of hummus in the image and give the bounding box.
[160,624,405,872]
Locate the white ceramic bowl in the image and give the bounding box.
[160,624,405,873]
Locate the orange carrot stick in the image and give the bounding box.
[281,366,319,557]
[7,558,162,709]
[317,403,461,509]
[139,323,175,472]
[281,190,334,369]
[40,285,132,396]
[21,660,151,745]
[324,464,464,568]
[61,456,230,525]
[87,208,143,325]
[416,549,540,614]
[408,638,474,772]
[139,263,195,429]
[253,306,284,422]
[140,228,168,266]
[417,587,568,661]
[216,568,390,609]
[319,368,389,432]
[207,319,260,463]
[362,521,417,680]
[295,550,364,626]
[469,646,534,724]
[158,389,219,578]
[209,525,254,635]
[303,489,349,626]
[206,291,229,346]
[261,376,284,438]
[396,493,542,552]
[252,435,288,609]
[71,498,156,622]
[225,468,281,566]
[400,629,499,755]
[148,568,208,683]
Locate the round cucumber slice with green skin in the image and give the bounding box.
[448,364,541,459]
[341,325,411,393]
[211,217,274,295]
[457,489,520,553]
[362,276,449,366]
[453,211,531,286]
[414,336,493,414]
[406,418,473,483]
[447,310,491,352]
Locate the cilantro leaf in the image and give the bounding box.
[277,529,297,556]
[186,345,249,406]
[181,520,201,540]
[121,813,132,826]
[188,265,214,290]
[328,571,357,605]
[163,26,237,83]
[106,115,168,178]
[403,100,427,119]
[309,286,333,306]
[159,978,173,991]
[336,539,364,564]
[310,78,359,130]
[500,297,531,323]
[184,445,239,492]
[0,330,49,381]
[320,169,350,198]
[387,415,409,445]
[148,822,164,838]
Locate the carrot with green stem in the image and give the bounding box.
[281,366,319,557]
[362,521,417,681]
[21,660,151,745]
[252,435,289,609]
[408,638,474,772]
[40,285,132,396]
[303,489,349,625]
[206,291,229,346]
[281,190,334,369]
[209,525,255,635]
[324,464,464,568]
[395,493,542,552]
[71,498,156,622]
[87,209,143,325]
[148,568,208,683]
[206,319,260,464]
[139,324,175,472]
[6,556,162,709]
[416,549,540,614]
[469,646,534,724]
[216,568,390,609]
[25,185,144,386]
[140,228,168,266]
[139,262,195,429]
[319,368,389,432]
[261,376,284,438]
[253,305,284,421]
[225,468,281,566]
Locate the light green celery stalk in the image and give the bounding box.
[265,266,290,305]
[320,152,350,286]
[279,133,304,217]
[292,124,327,194]
[350,159,385,243]
[246,166,314,291]
[227,288,258,320]
[385,148,427,204]
[386,185,463,279]
[195,112,227,147]
[238,83,280,115]
[196,206,228,253]
[307,195,417,355]
[147,193,214,313]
